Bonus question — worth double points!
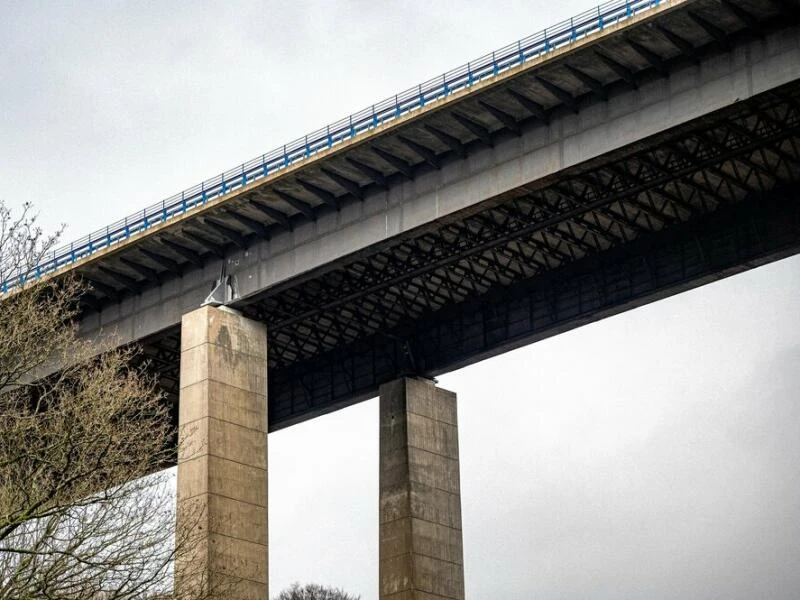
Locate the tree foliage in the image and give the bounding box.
[0,201,206,599]
[273,582,360,600]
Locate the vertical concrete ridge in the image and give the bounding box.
[176,306,268,600]
[379,377,465,600]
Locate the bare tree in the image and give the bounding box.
[0,201,62,290]
[0,201,210,599]
[273,582,361,600]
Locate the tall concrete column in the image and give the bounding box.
[175,305,268,600]
[379,377,465,600]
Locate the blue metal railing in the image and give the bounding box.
[2,0,664,293]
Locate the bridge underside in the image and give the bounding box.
[140,81,800,431]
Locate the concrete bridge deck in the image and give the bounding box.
[14,0,800,430]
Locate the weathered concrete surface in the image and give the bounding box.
[175,306,268,600]
[380,378,464,600]
[78,24,800,350]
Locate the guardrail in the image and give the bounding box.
[2,0,663,293]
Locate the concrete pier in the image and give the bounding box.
[175,305,268,600]
[379,377,465,600]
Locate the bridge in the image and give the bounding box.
[10,0,800,597]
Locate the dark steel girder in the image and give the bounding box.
[265,191,800,428]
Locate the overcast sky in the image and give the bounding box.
[2,1,799,598]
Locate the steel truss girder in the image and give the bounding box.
[137,86,800,430]
[242,89,800,370]
[267,189,800,428]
